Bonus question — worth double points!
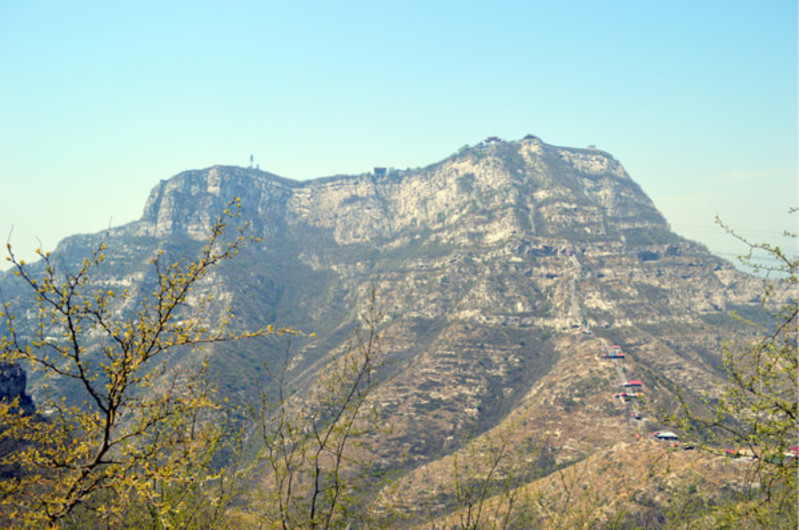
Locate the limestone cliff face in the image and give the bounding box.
[135,137,664,247]
[137,166,296,240]
[2,135,769,475]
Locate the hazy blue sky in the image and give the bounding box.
[1,1,796,270]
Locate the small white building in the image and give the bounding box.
[651,431,679,441]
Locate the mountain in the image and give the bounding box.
[0,135,771,522]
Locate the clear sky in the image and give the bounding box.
[1,1,796,270]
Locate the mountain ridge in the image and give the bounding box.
[124,136,666,246]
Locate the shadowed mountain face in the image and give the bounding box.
[1,136,767,476]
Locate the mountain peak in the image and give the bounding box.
[132,137,661,246]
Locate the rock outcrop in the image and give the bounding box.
[0,362,34,415]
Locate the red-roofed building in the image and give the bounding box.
[622,380,643,387]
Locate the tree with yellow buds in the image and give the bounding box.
[662,212,797,528]
[0,200,284,527]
